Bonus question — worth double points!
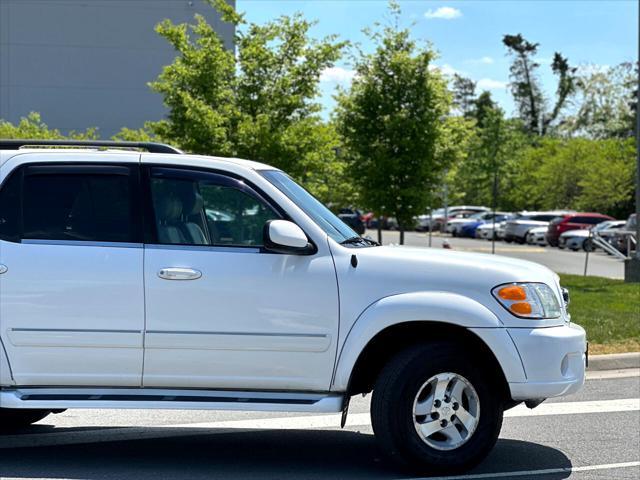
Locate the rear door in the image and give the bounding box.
[0,153,145,386]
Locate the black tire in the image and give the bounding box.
[0,409,50,430]
[371,342,504,474]
[583,238,595,252]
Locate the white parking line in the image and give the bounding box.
[408,461,640,480]
[0,398,637,449]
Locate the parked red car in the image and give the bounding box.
[546,213,614,247]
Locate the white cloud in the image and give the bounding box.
[476,78,508,90]
[467,56,494,65]
[431,63,459,76]
[320,66,356,83]
[424,6,462,20]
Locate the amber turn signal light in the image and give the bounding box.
[498,285,527,301]
[510,302,532,315]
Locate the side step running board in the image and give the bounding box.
[0,388,344,413]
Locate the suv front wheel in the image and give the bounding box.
[371,342,504,474]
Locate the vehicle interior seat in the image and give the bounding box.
[155,194,188,244]
[179,188,208,245]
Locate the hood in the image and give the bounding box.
[346,245,559,302]
[330,244,564,329]
[561,229,589,238]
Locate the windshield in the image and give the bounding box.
[261,170,358,243]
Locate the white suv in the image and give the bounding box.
[0,141,586,473]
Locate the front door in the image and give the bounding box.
[0,154,145,386]
[141,165,339,391]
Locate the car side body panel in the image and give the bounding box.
[331,291,526,391]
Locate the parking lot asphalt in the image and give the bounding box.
[0,369,638,480]
[366,230,625,280]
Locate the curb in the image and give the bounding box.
[588,352,640,371]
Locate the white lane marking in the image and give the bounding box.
[587,368,639,380]
[407,461,640,480]
[0,397,638,449]
[504,398,640,417]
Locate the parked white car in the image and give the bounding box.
[476,215,518,240]
[445,211,503,237]
[560,221,626,251]
[416,206,489,231]
[0,141,586,474]
[504,212,573,244]
[526,226,548,246]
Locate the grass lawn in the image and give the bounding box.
[559,274,640,354]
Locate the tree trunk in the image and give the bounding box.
[377,223,382,244]
[399,226,405,245]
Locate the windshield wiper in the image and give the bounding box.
[340,236,379,247]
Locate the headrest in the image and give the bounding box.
[155,194,182,222]
[183,191,204,217]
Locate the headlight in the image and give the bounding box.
[492,282,562,319]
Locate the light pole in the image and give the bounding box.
[624,45,640,282]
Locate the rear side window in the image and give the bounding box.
[533,215,559,222]
[1,164,140,244]
[573,216,605,225]
[23,170,135,243]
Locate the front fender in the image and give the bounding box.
[331,291,525,391]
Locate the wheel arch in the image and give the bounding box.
[332,292,525,400]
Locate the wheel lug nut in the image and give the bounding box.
[450,415,456,421]
[453,402,459,410]
[434,400,441,408]
[444,397,450,403]
[440,420,448,427]
[431,412,440,420]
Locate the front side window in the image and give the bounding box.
[149,168,280,247]
[21,166,136,243]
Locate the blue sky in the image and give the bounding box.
[238,0,638,117]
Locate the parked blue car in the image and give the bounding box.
[459,214,510,238]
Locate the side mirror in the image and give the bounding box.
[264,220,315,255]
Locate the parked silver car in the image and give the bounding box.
[560,220,625,251]
[504,211,573,244]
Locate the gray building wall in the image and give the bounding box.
[0,0,235,138]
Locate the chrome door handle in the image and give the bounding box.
[158,267,202,281]
[0,264,7,275]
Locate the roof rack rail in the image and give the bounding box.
[0,139,183,154]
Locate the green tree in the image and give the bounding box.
[451,74,477,117]
[506,138,636,218]
[562,62,637,139]
[336,2,450,244]
[503,34,577,136]
[0,112,98,140]
[450,98,527,210]
[133,0,351,205]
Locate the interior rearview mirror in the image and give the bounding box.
[264,220,315,255]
